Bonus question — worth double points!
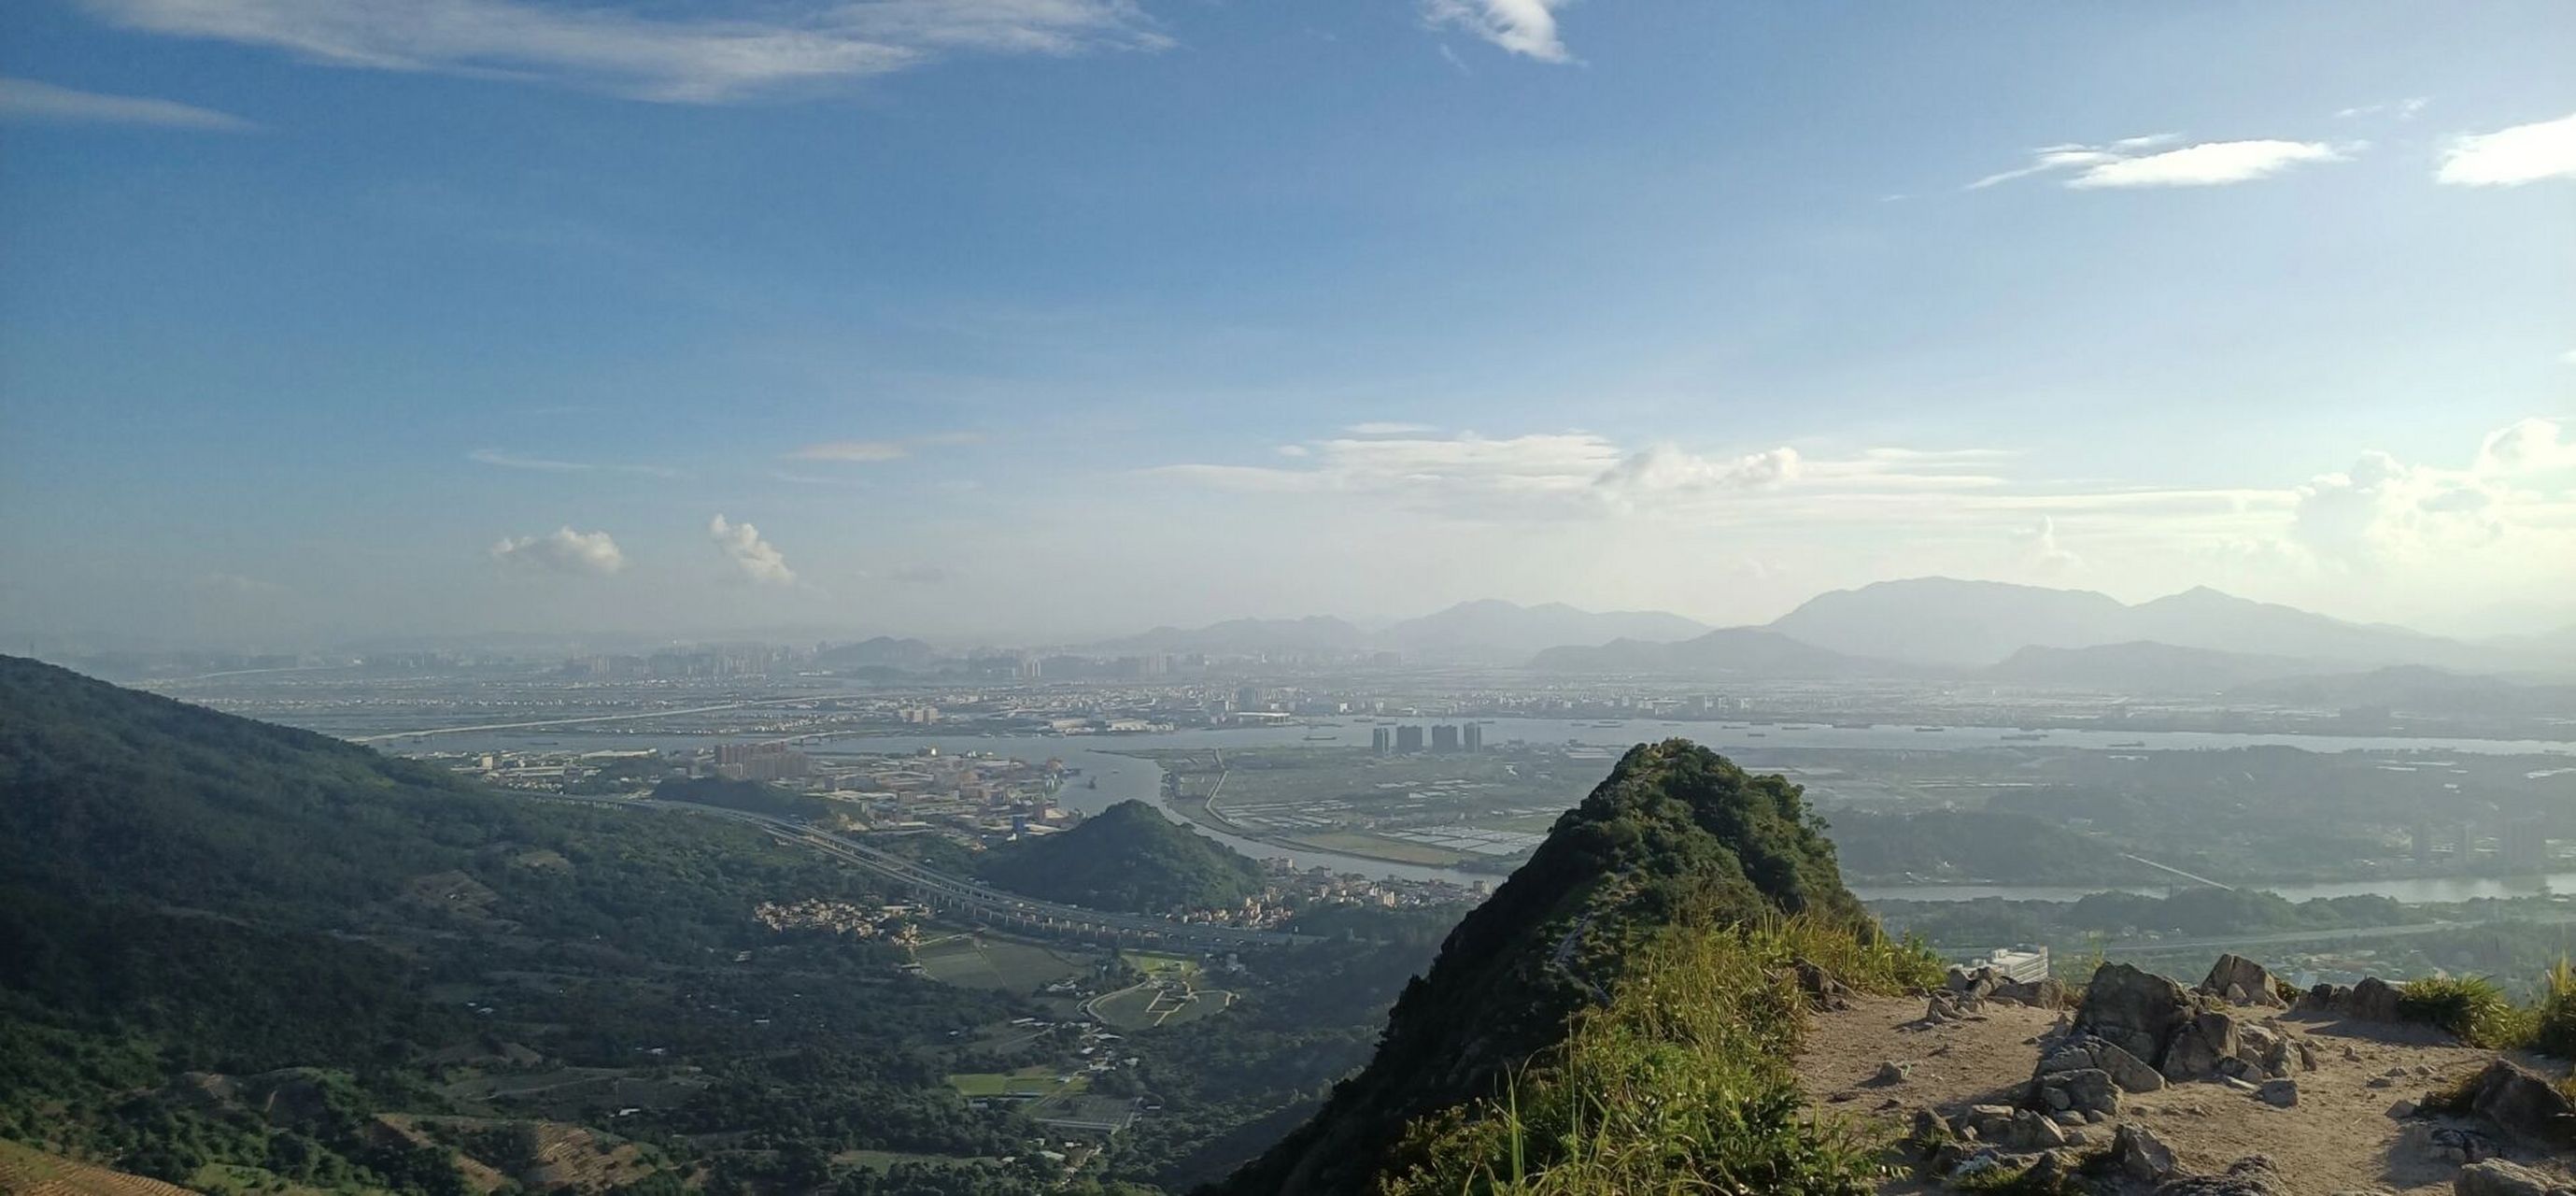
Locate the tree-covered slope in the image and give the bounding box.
[1208,739,1919,1195]
[976,800,1266,914]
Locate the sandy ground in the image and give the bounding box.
[1794,994,2576,1195]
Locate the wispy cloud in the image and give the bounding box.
[2337,96,2428,120]
[1422,0,1571,63]
[786,430,983,463]
[468,448,681,477]
[709,514,796,586]
[2436,110,2576,186]
[1972,135,2352,191]
[0,77,257,131]
[74,0,1172,104]
[490,526,627,575]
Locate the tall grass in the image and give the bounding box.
[1380,916,1937,1196]
[2535,958,2576,1059]
[2397,975,2533,1049]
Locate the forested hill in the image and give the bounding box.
[1209,739,1918,1195]
[976,800,1266,914]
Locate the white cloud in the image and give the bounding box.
[709,514,796,586]
[1422,0,1571,63]
[2475,417,2576,476]
[490,526,627,575]
[1973,136,2351,191]
[468,448,680,477]
[1344,421,1436,435]
[75,0,1171,104]
[789,440,910,463]
[2436,110,2576,186]
[0,77,257,131]
[1592,445,1799,511]
[2336,97,2428,120]
[786,431,982,463]
[2012,517,2081,572]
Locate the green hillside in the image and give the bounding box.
[0,658,1062,1194]
[1209,739,1935,1195]
[976,800,1266,914]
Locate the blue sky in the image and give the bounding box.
[2,0,2572,646]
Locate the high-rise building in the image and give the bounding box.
[1394,725,1425,753]
[1431,724,1461,752]
[1462,722,1483,753]
[1371,726,1393,754]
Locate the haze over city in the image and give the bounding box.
[5,1,2574,648]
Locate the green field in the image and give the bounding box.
[1120,950,1200,980]
[911,933,1096,991]
[945,1066,1088,1100]
[1090,981,1236,1030]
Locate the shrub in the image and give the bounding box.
[2533,958,2576,1059]
[2398,975,2531,1048]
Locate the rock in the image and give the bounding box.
[2201,954,2287,1007]
[2163,1010,2242,1082]
[1925,992,1960,1022]
[2111,1123,2178,1181]
[2009,1108,2068,1150]
[2369,1075,2398,1089]
[2033,1067,2122,1118]
[2301,981,2353,1012]
[2237,1023,2290,1077]
[2342,1044,2362,1061]
[2075,962,2196,1067]
[1791,958,1855,1011]
[2049,1110,2086,1128]
[2295,1038,2319,1072]
[2350,976,2403,1021]
[2155,1154,2290,1196]
[2388,1099,2416,1118]
[1962,1103,2018,1141]
[1872,1061,1910,1085]
[2455,1160,2576,1196]
[1995,975,2069,1008]
[2256,1078,2298,1106]
[2462,1059,2576,1147]
[2402,1123,2501,1165]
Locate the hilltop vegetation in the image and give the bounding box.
[0,657,1083,1193]
[1214,739,1931,1194]
[975,801,1266,914]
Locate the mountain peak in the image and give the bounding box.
[1212,739,1881,1194]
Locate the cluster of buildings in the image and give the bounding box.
[1368,722,1485,753]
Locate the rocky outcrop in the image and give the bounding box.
[2456,1160,2576,1196]
[2153,1155,2291,1196]
[2074,962,2198,1066]
[2201,954,2287,1007]
[2457,1059,2576,1148]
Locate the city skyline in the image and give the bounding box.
[5,1,2574,645]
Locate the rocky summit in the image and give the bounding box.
[1795,954,2576,1195]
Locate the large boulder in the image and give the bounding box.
[2455,1160,2576,1196]
[2076,962,2196,1066]
[2039,1034,2165,1094]
[2350,976,2403,1021]
[2162,1010,2243,1082]
[2201,954,2287,1007]
[2463,1059,2576,1147]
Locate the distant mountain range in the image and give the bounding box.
[1089,601,1710,662]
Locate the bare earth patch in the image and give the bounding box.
[1795,993,2576,1195]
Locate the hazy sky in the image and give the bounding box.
[3,1,2572,647]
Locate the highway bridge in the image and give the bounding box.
[555,794,1315,949]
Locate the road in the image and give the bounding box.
[352,696,823,743]
[550,794,1314,949]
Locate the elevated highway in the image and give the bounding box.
[553,794,1315,949]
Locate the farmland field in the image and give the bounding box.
[911,933,1096,991]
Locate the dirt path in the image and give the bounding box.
[1794,994,2572,1195]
